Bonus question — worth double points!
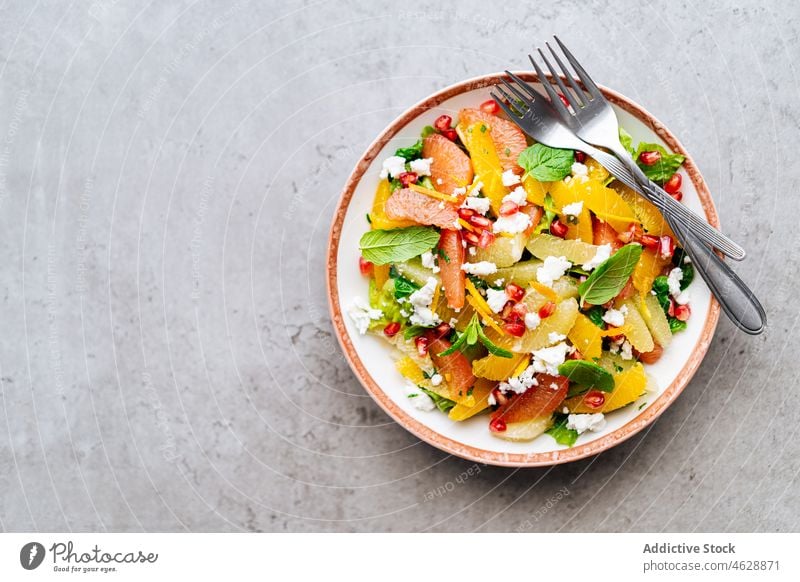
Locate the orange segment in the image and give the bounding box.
[473,353,527,381]
[565,362,647,413]
[457,122,508,214]
[632,248,671,296]
[448,378,495,421]
[370,179,416,229]
[611,181,675,237]
[458,108,528,174]
[422,133,473,196]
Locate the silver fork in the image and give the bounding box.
[490,75,766,335]
[529,36,745,262]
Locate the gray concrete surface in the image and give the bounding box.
[0,0,798,532]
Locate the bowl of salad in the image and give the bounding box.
[327,73,720,466]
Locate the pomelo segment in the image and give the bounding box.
[384,187,459,228]
[422,133,474,196]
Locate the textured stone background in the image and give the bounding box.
[1,0,798,532]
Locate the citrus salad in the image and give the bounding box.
[350,98,693,446]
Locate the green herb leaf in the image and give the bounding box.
[578,244,643,306]
[558,360,615,394]
[584,306,606,329]
[419,387,456,413]
[534,193,558,235]
[546,415,579,447]
[517,143,574,182]
[420,125,436,138]
[668,317,688,333]
[475,324,513,358]
[652,275,671,313]
[437,314,512,358]
[436,247,451,264]
[403,325,426,340]
[394,139,424,161]
[359,226,441,265]
[634,142,685,184]
[676,260,694,290]
[393,275,419,299]
[618,127,635,156]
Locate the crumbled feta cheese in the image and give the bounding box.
[452,186,467,196]
[404,382,436,411]
[582,243,612,271]
[493,211,531,234]
[486,288,508,313]
[461,196,491,215]
[536,255,572,287]
[494,278,505,286]
[430,373,443,387]
[531,342,570,375]
[667,267,683,297]
[620,340,634,360]
[683,255,692,264]
[674,290,691,305]
[571,162,589,177]
[468,247,477,256]
[566,413,606,434]
[453,219,462,230]
[602,305,627,328]
[501,169,521,187]
[421,251,440,273]
[436,178,443,185]
[408,277,441,327]
[562,406,570,414]
[409,157,433,176]
[379,155,407,179]
[347,296,383,334]
[561,201,584,217]
[524,312,541,330]
[461,261,498,276]
[498,365,539,394]
[449,317,459,327]
[548,332,566,344]
[487,392,497,406]
[502,186,527,206]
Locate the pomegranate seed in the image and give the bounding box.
[383,322,401,338]
[500,302,516,320]
[568,349,583,360]
[511,302,528,317]
[639,150,661,166]
[468,215,491,229]
[663,173,682,194]
[499,201,519,216]
[441,128,458,142]
[434,114,452,132]
[659,235,675,259]
[618,222,643,244]
[670,190,683,202]
[640,234,660,251]
[433,322,452,339]
[674,304,691,322]
[574,151,587,163]
[538,301,556,319]
[463,231,480,246]
[667,299,676,318]
[557,93,570,108]
[504,321,526,337]
[398,172,418,187]
[477,229,495,248]
[358,256,373,276]
[480,99,500,115]
[415,336,429,357]
[505,283,525,303]
[491,388,508,407]
[489,417,507,432]
[584,390,606,409]
[550,219,569,238]
[458,207,476,220]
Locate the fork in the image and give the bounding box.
[528,36,745,262]
[490,76,766,335]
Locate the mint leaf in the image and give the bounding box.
[668,317,687,333]
[393,275,419,299]
[475,324,513,358]
[394,139,424,161]
[518,143,574,182]
[420,125,436,138]
[546,415,579,447]
[559,360,615,395]
[419,387,456,413]
[584,306,606,329]
[634,142,685,184]
[578,244,643,306]
[359,226,441,265]
[437,314,512,358]
[619,127,635,156]
[403,325,426,340]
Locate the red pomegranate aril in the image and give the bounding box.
[383,322,401,337]
[538,301,557,319]
[458,207,476,220]
[415,336,429,357]
[639,150,661,166]
[398,172,418,187]
[468,215,492,229]
[477,229,495,248]
[558,93,570,108]
[504,321,526,337]
[663,173,682,194]
[568,349,583,361]
[640,234,660,251]
[550,219,569,238]
[463,231,481,246]
[574,151,587,163]
[358,256,373,276]
[670,190,683,202]
[511,302,528,317]
[499,201,519,217]
[618,222,643,244]
[480,99,500,115]
[441,128,458,142]
[505,283,525,303]
[500,302,515,321]
[659,235,675,259]
[489,417,507,432]
[667,299,676,318]
[674,304,691,322]
[584,390,606,409]
[491,388,508,407]
[433,322,452,339]
[434,114,452,132]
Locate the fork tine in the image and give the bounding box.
[527,53,570,118]
[502,70,539,101]
[498,77,534,108]
[490,90,525,118]
[537,48,579,112]
[546,41,586,107]
[553,35,602,98]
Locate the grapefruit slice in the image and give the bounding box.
[458,108,528,174]
[429,337,475,398]
[492,374,568,423]
[384,188,458,228]
[437,229,465,309]
[422,133,473,196]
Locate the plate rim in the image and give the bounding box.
[326,72,721,467]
